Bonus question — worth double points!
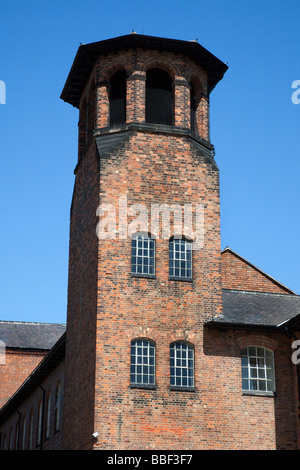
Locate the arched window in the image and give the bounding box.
[109,69,126,125]
[146,68,173,125]
[86,83,96,141]
[169,236,192,280]
[241,346,275,393]
[131,232,155,277]
[170,341,194,388]
[130,338,155,387]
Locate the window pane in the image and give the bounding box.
[170,342,194,388]
[241,346,275,393]
[130,339,155,386]
[131,234,155,276]
[169,239,192,279]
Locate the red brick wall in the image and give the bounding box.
[0,349,47,408]
[62,141,99,450]
[221,249,293,294]
[202,328,298,449]
[0,361,64,450]
[61,43,298,451]
[93,130,222,449]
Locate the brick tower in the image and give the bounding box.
[60,33,228,450]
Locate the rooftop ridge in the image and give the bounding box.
[222,288,300,298]
[0,320,66,326]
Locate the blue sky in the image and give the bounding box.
[0,0,299,324]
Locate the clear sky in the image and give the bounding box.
[0,0,299,324]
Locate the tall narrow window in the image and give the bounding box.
[15,421,19,450]
[146,68,173,125]
[131,233,155,277]
[170,341,194,388]
[241,346,275,393]
[169,237,192,279]
[109,69,126,125]
[28,409,34,450]
[54,382,61,432]
[37,399,43,447]
[22,416,26,450]
[46,392,51,440]
[130,339,155,387]
[8,428,13,450]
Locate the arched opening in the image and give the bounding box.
[189,77,204,135]
[190,83,197,133]
[109,69,126,125]
[146,68,173,125]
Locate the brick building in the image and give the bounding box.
[0,33,300,450]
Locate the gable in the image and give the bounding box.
[221,247,294,294]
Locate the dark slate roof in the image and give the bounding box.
[0,321,66,350]
[206,290,300,330]
[61,33,228,108]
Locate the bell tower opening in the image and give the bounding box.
[109,69,126,125]
[145,68,173,125]
[190,83,197,133]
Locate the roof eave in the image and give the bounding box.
[60,33,228,108]
[205,319,300,332]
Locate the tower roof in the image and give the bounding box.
[61,33,228,108]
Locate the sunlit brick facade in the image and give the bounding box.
[1,34,300,451]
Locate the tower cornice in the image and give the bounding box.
[61,33,228,108]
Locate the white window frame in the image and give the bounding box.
[130,338,156,387]
[131,233,155,277]
[169,237,192,280]
[241,346,275,394]
[170,341,194,388]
